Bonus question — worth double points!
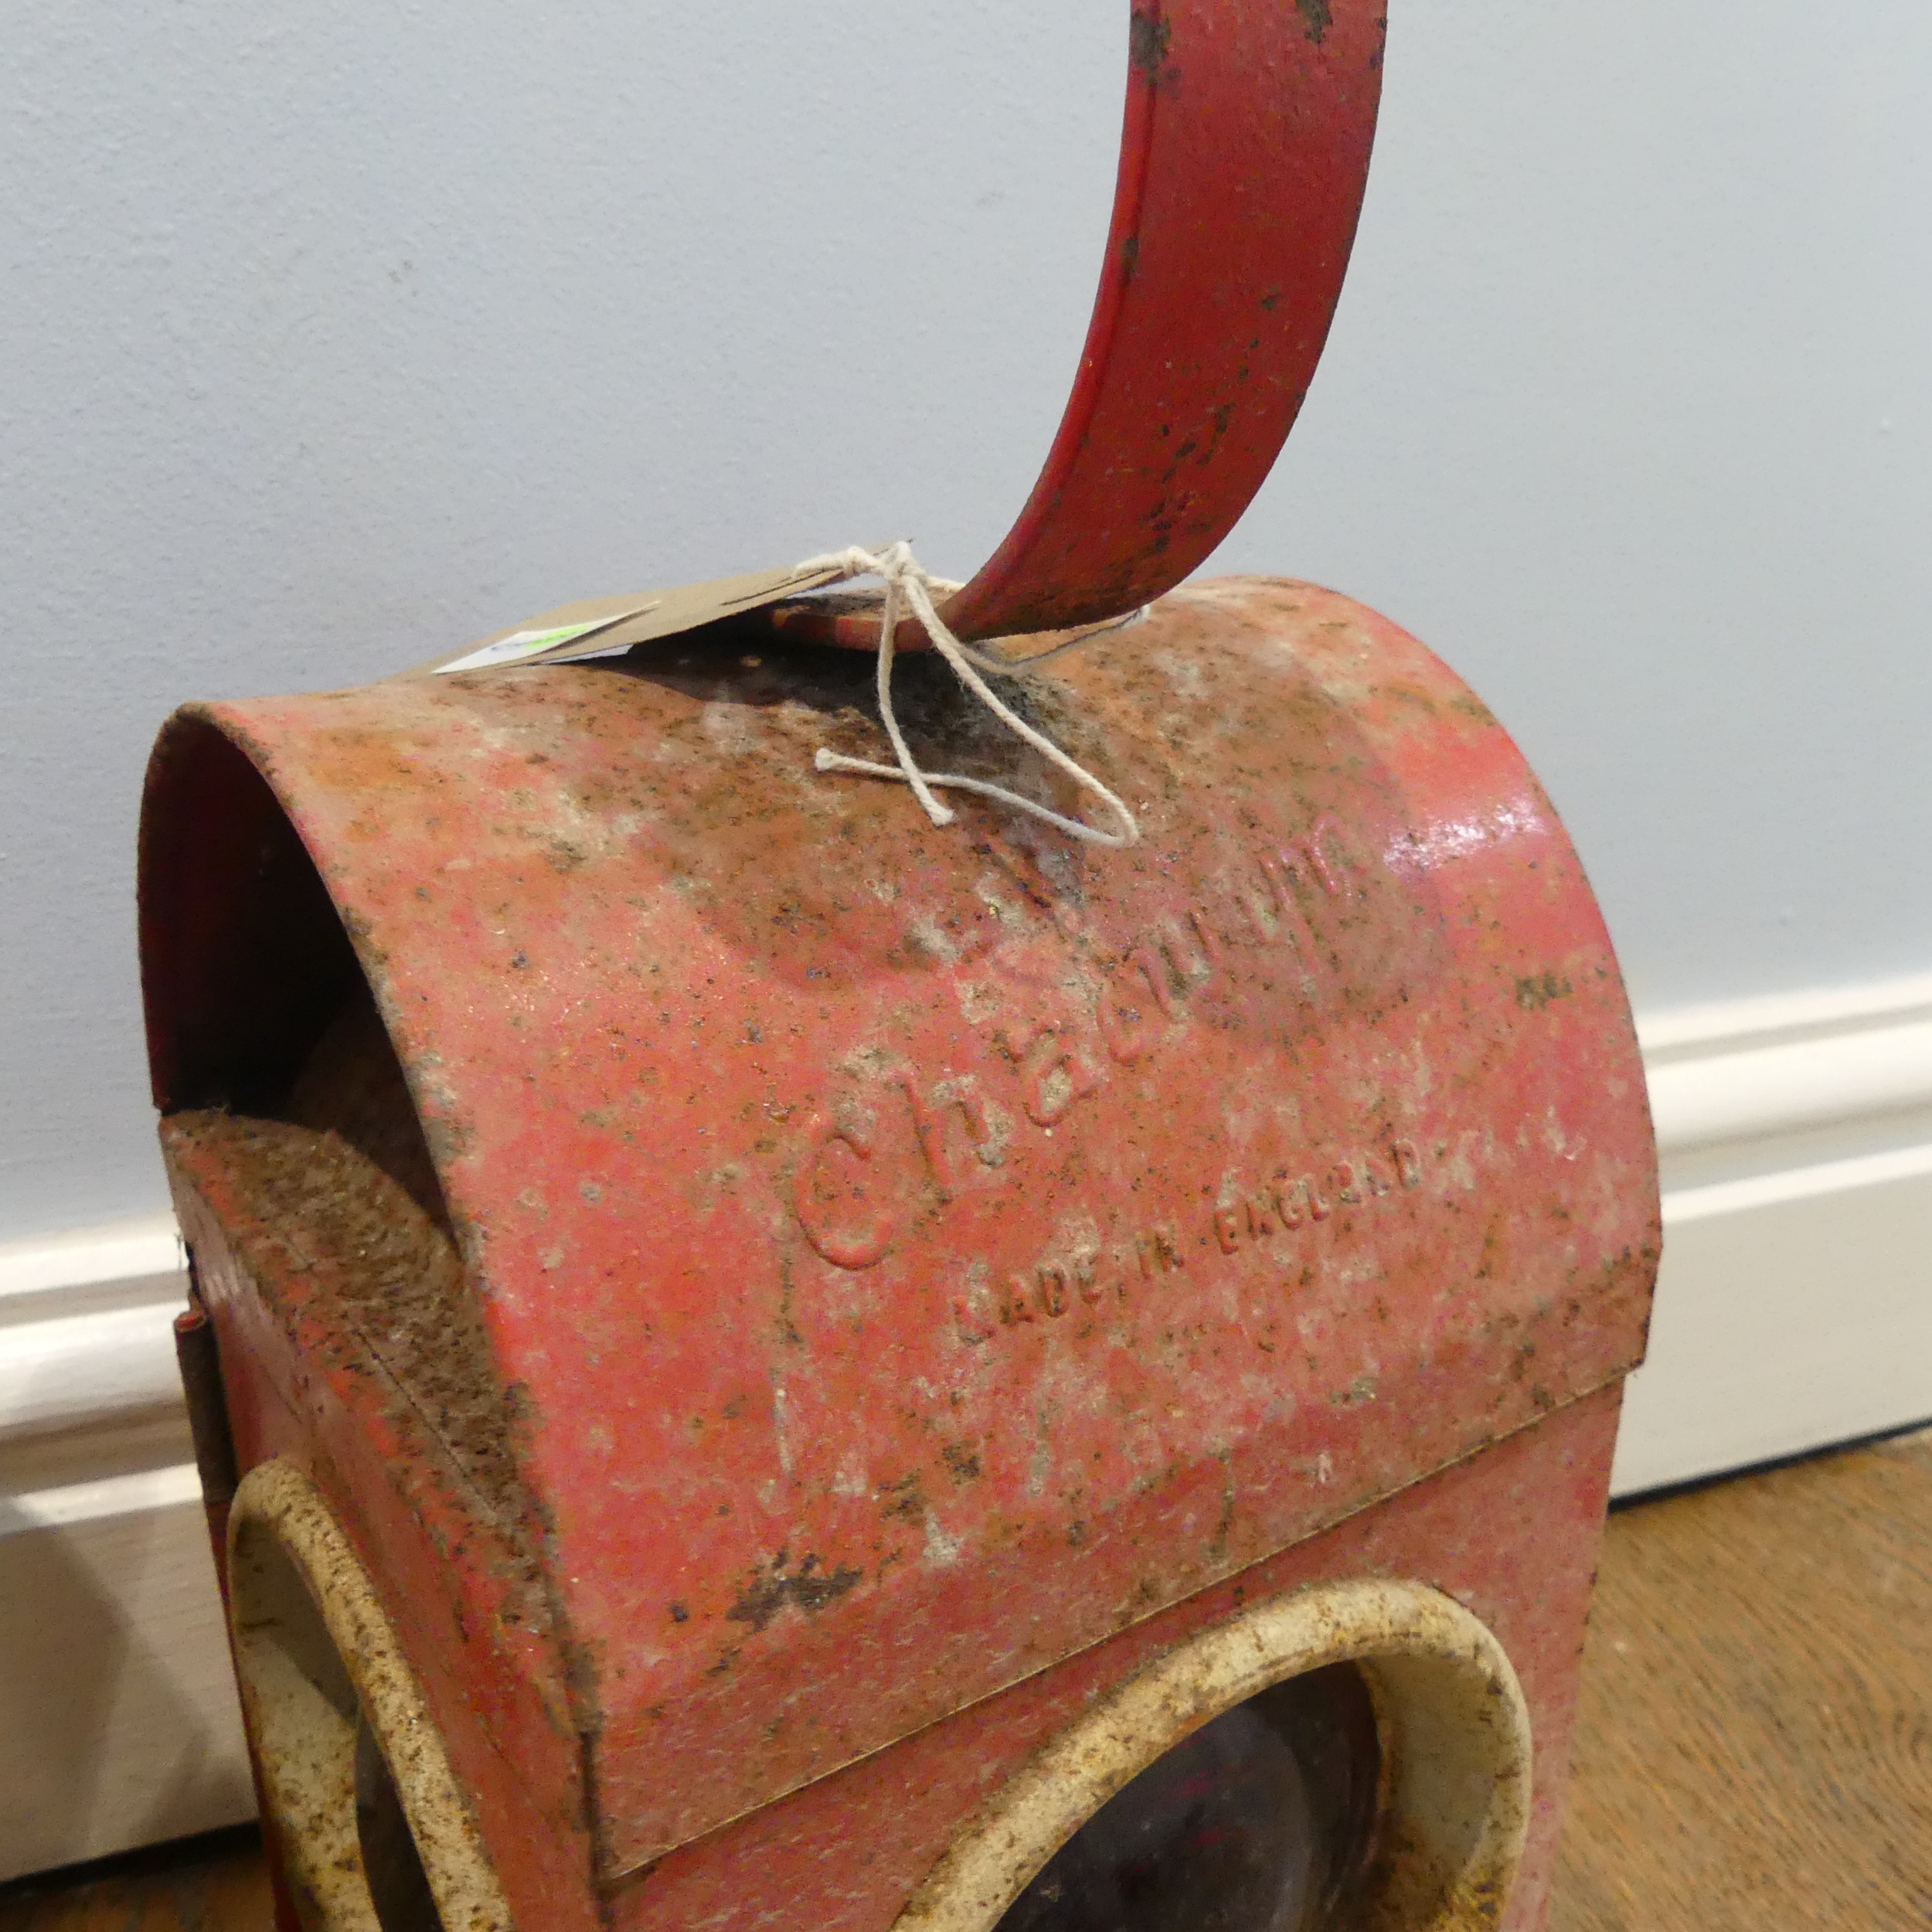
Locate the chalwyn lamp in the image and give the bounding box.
[141,7,1658,1928]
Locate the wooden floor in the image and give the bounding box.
[4,1428,1927,1930]
[0,1826,269,1932]
[1549,1425,1932,1930]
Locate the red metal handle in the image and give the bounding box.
[777,0,1385,650]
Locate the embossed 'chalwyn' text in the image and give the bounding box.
[794,815,1380,1270]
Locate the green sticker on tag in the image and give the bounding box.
[434,620,616,675]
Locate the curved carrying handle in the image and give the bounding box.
[786,0,1386,650]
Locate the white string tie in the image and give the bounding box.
[798,542,1143,849]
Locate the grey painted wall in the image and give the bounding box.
[5,2,1929,1240]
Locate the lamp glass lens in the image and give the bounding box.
[993,1663,1380,1932]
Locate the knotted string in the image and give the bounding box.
[798,542,1143,849]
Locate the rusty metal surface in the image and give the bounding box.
[606,1386,1626,1932]
[150,978,602,1928]
[164,1128,603,1932]
[140,577,1658,1880]
[781,0,1385,649]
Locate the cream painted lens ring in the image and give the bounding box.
[227,1459,515,1932]
[894,1577,1532,1932]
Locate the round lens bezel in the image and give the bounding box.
[894,1577,1532,1932]
[226,1459,513,1932]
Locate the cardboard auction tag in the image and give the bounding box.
[406,552,897,679]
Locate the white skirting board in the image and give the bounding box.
[0,1225,257,1883]
[1613,971,1932,1492]
[0,1468,255,1882]
[2,968,1929,1878]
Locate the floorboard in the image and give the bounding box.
[1550,1427,1932,1930]
[0,1827,268,1932]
